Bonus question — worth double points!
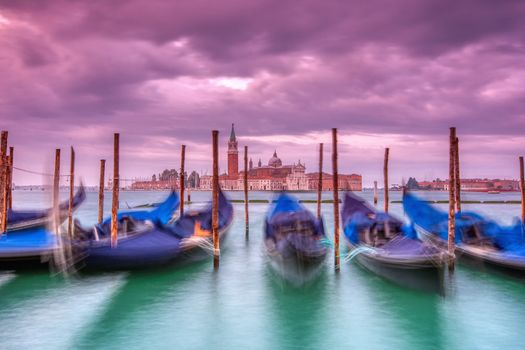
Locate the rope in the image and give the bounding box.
[411,225,454,266]
[13,166,135,183]
[343,246,379,262]
[320,237,333,247]
[420,236,454,267]
[181,236,217,256]
[13,166,70,177]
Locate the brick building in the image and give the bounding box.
[306,173,363,191]
[131,124,363,191]
[199,124,363,191]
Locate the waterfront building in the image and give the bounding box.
[418,178,520,192]
[199,124,363,191]
[131,124,362,191]
[306,173,363,191]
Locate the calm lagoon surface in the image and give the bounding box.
[1,190,524,350]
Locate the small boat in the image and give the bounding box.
[403,192,525,278]
[0,227,58,270]
[74,189,233,270]
[342,192,446,293]
[0,189,175,271]
[0,185,86,270]
[6,185,86,231]
[264,193,327,284]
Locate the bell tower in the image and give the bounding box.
[227,123,239,178]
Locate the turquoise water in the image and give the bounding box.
[1,190,524,350]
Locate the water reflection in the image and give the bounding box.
[264,253,328,287]
[265,268,330,350]
[0,272,126,349]
[441,265,525,349]
[354,265,445,349]
[0,272,65,308]
[74,262,209,349]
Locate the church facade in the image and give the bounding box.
[199,124,362,191]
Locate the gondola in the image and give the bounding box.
[6,185,86,231]
[264,193,327,285]
[74,189,233,270]
[342,192,447,293]
[0,185,86,270]
[0,189,175,271]
[0,226,58,270]
[403,192,525,278]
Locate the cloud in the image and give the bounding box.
[0,0,524,185]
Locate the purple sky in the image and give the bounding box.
[1,0,524,187]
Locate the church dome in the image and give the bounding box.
[268,150,282,167]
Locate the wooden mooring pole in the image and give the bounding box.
[52,149,61,235]
[454,137,461,213]
[317,143,323,220]
[332,128,340,271]
[448,127,457,271]
[520,156,525,225]
[67,147,75,238]
[373,181,378,205]
[0,131,8,233]
[52,148,72,271]
[212,130,220,269]
[7,147,13,210]
[244,145,249,238]
[111,133,119,247]
[4,155,9,222]
[383,148,389,213]
[98,159,106,224]
[180,145,186,217]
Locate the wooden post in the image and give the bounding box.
[4,155,9,216]
[98,159,106,224]
[383,148,389,213]
[244,145,249,238]
[111,133,119,247]
[67,147,75,237]
[7,147,13,210]
[52,149,61,234]
[317,143,323,220]
[212,130,220,269]
[1,156,8,234]
[187,187,191,203]
[448,127,457,271]
[180,145,186,217]
[0,131,8,233]
[454,137,461,212]
[520,157,525,225]
[373,181,378,205]
[332,128,340,271]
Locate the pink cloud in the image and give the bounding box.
[0,0,524,186]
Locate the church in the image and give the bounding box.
[199,124,362,191]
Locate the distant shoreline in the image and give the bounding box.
[11,187,521,193]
